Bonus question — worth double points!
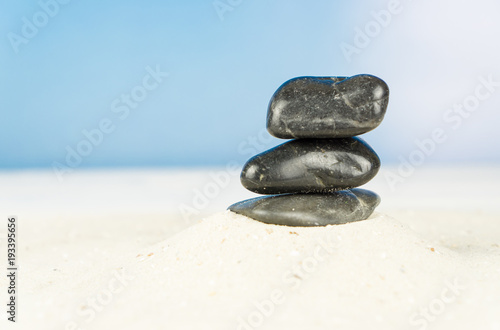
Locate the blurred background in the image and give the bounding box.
[1,0,500,171]
[1,0,500,219]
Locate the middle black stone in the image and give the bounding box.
[241,137,380,194]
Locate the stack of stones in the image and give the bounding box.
[228,74,389,226]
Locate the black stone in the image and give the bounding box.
[228,189,380,226]
[267,74,389,139]
[240,137,380,194]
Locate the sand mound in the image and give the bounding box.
[5,211,500,330]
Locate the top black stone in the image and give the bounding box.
[266,74,389,139]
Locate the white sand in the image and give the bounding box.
[1,167,499,329]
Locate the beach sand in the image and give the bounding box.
[0,167,499,329]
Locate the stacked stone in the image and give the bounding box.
[228,74,389,226]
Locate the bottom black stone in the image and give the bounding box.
[228,188,380,227]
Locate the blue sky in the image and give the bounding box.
[1,0,499,169]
